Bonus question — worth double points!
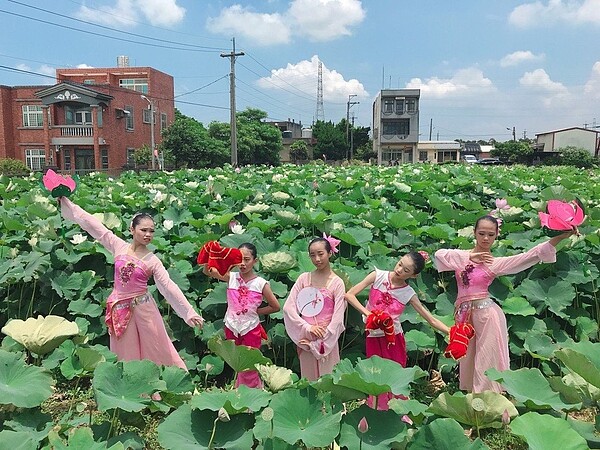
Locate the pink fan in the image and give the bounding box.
[41,169,77,198]
[538,199,585,231]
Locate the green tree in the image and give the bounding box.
[0,158,29,175]
[160,109,229,169]
[313,120,346,160]
[133,144,152,167]
[554,146,597,168]
[236,108,282,166]
[289,140,309,162]
[491,140,533,163]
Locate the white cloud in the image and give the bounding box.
[500,50,545,67]
[206,5,291,46]
[76,64,95,69]
[16,63,55,84]
[519,68,569,106]
[509,0,600,28]
[288,0,366,42]
[583,61,600,98]
[256,55,368,102]
[75,0,185,27]
[405,67,495,98]
[206,0,365,45]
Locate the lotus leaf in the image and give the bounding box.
[268,387,342,447]
[428,391,518,429]
[516,277,575,319]
[555,341,600,389]
[208,336,271,373]
[46,426,125,450]
[486,368,581,411]
[191,385,271,414]
[408,418,488,450]
[0,431,38,450]
[198,354,225,376]
[157,403,254,450]
[60,347,105,380]
[510,412,588,450]
[0,349,54,407]
[331,356,427,397]
[260,251,296,273]
[1,315,79,355]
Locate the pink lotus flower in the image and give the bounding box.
[502,408,510,425]
[358,416,369,433]
[152,392,162,401]
[235,167,241,173]
[539,199,585,231]
[401,414,413,426]
[495,198,510,210]
[313,180,319,189]
[42,169,77,198]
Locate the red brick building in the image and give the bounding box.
[0,64,174,173]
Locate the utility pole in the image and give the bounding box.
[350,115,355,160]
[221,38,244,166]
[506,126,516,141]
[141,95,156,170]
[429,118,433,140]
[346,94,359,159]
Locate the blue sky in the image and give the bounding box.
[2,0,600,142]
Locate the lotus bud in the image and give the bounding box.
[401,414,413,426]
[358,416,369,433]
[152,392,162,401]
[502,408,510,425]
[217,407,230,422]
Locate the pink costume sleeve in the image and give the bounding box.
[60,197,127,256]
[434,249,466,272]
[283,272,312,351]
[307,276,347,359]
[489,241,557,276]
[148,254,203,327]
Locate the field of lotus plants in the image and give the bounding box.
[0,162,599,449]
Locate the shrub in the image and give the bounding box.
[0,158,29,176]
[555,146,597,168]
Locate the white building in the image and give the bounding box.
[535,127,600,157]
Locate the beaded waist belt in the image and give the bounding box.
[113,293,152,311]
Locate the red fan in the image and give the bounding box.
[365,310,396,347]
[538,199,585,231]
[444,323,475,360]
[41,169,77,198]
[197,241,242,276]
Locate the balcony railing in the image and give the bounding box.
[56,125,94,137]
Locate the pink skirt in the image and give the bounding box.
[225,324,264,388]
[366,333,407,410]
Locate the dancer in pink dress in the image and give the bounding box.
[203,243,280,388]
[435,215,575,393]
[345,251,449,409]
[60,198,203,370]
[283,236,346,380]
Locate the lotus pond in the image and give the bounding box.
[0,162,599,449]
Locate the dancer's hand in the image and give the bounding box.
[190,317,204,328]
[309,324,325,338]
[299,338,311,346]
[469,252,494,265]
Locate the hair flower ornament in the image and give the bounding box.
[417,250,430,263]
[322,232,341,253]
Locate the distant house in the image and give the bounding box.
[462,142,482,159]
[534,127,600,157]
[266,119,315,163]
[417,141,461,163]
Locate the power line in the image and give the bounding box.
[0,8,221,52]
[174,74,230,98]
[7,0,228,51]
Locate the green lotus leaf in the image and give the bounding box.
[198,354,225,377]
[207,336,271,373]
[486,367,580,411]
[160,364,195,394]
[310,374,366,403]
[428,391,518,429]
[157,403,254,450]
[191,385,271,414]
[388,398,432,426]
[273,209,300,226]
[1,315,79,355]
[260,251,296,274]
[268,387,342,448]
[0,431,38,450]
[567,417,600,449]
[47,426,125,450]
[515,277,575,319]
[337,226,373,247]
[60,347,106,380]
[0,349,54,407]
[3,408,53,443]
[68,298,103,318]
[408,418,488,450]
[338,404,408,450]
[523,332,557,359]
[92,360,166,412]
[91,212,121,230]
[502,296,536,316]
[510,412,589,450]
[555,341,600,389]
[331,356,427,397]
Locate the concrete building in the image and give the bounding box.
[372,89,420,165]
[534,127,600,157]
[417,141,462,163]
[267,119,315,163]
[0,61,174,173]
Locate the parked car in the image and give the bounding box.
[461,155,478,164]
[476,158,502,165]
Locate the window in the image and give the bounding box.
[126,147,136,166]
[161,113,167,130]
[407,98,417,113]
[75,110,92,124]
[382,120,410,136]
[395,99,404,114]
[143,108,152,124]
[124,106,134,130]
[383,99,394,113]
[419,151,428,161]
[83,79,95,85]
[64,148,71,171]
[119,78,148,93]
[25,149,45,170]
[101,149,109,170]
[22,105,43,127]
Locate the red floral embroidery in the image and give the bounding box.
[460,264,475,287]
[119,262,136,286]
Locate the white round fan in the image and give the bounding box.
[296,287,324,318]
